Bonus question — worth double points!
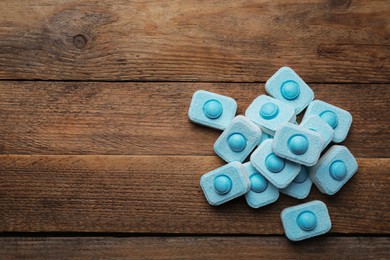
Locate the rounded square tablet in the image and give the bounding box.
[243,162,279,208]
[214,116,262,163]
[273,123,324,166]
[245,95,295,135]
[310,145,358,195]
[300,115,334,151]
[200,162,250,206]
[188,90,237,130]
[280,166,312,199]
[250,139,301,188]
[281,200,332,241]
[265,67,314,114]
[303,100,352,143]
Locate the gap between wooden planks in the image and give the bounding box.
[1,155,389,234]
[0,82,389,157]
[0,236,389,259]
[0,0,388,82]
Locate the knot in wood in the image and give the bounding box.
[329,0,352,8]
[73,34,88,49]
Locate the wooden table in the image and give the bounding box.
[0,1,389,258]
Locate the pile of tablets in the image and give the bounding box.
[188,67,358,241]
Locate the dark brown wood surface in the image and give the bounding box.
[0,0,388,82]
[1,156,389,233]
[0,82,388,157]
[1,237,389,259]
[0,0,389,258]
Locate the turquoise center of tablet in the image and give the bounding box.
[288,134,309,155]
[329,160,347,180]
[250,173,268,193]
[281,80,300,100]
[227,133,247,152]
[265,153,285,173]
[320,110,338,129]
[297,211,317,231]
[260,103,279,120]
[203,99,223,119]
[214,175,232,195]
[293,166,309,183]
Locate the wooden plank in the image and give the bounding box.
[1,156,389,234]
[0,0,388,82]
[0,237,389,259]
[0,82,389,157]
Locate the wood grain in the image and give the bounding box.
[1,155,389,234]
[0,0,388,82]
[0,82,389,157]
[0,236,389,259]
